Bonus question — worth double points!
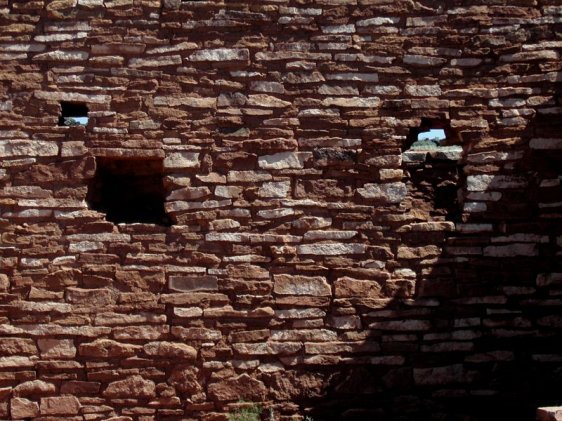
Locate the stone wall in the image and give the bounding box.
[0,0,561,419]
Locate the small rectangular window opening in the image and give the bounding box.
[58,102,89,126]
[403,118,462,158]
[87,158,171,226]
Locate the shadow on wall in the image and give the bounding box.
[297,96,562,421]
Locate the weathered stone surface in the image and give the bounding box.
[103,375,156,399]
[66,287,115,306]
[334,277,382,298]
[37,339,76,359]
[297,243,366,256]
[357,182,407,203]
[163,152,200,169]
[79,339,140,358]
[274,275,331,296]
[258,152,309,169]
[0,140,59,157]
[169,275,218,292]
[208,374,267,402]
[40,396,81,415]
[143,342,197,360]
[11,398,39,419]
[0,338,37,355]
[190,48,249,62]
[168,365,202,395]
[13,380,56,397]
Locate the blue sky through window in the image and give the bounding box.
[418,129,446,141]
[74,117,89,125]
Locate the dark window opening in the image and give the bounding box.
[87,158,171,226]
[403,118,464,221]
[403,118,460,152]
[58,102,89,126]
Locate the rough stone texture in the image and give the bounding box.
[0,1,561,420]
[102,375,156,399]
[39,396,81,415]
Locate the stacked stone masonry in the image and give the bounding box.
[0,0,561,419]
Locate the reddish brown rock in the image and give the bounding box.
[79,339,140,358]
[208,374,267,402]
[103,375,156,399]
[37,339,76,359]
[334,277,382,298]
[13,380,56,397]
[143,342,197,360]
[10,398,40,419]
[0,338,37,356]
[168,366,203,395]
[40,396,81,415]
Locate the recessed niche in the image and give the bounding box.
[87,158,171,226]
[58,102,89,126]
[403,118,464,221]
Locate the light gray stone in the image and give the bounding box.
[466,175,527,191]
[0,140,58,157]
[403,55,447,66]
[189,48,249,62]
[405,84,442,97]
[258,181,291,198]
[297,243,366,256]
[258,152,310,169]
[357,182,407,203]
[274,274,331,296]
[32,50,88,61]
[164,152,200,169]
[129,55,182,67]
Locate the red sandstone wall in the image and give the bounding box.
[0,0,561,419]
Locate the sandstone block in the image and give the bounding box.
[163,152,200,169]
[274,274,331,296]
[65,287,115,306]
[258,152,309,169]
[405,84,442,97]
[168,366,202,395]
[103,375,156,399]
[208,374,267,402]
[13,380,56,397]
[169,275,218,292]
[397,246,441,259]
[247,94,292,108]
[189,48,249,62]
[297,243,366,256]
[0,338,37,355]
[171,327,222,341]
[79,339,140,358]
[357,182,407,203]
[10,398,39,419]
[40,396,80,415]
[334,277,382,298]
[143,342,197,360]
[403,54,447,66]
[32,50,88,62]
[129,55,182,67]
[0,140,58,158]
[466,175,527,191]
